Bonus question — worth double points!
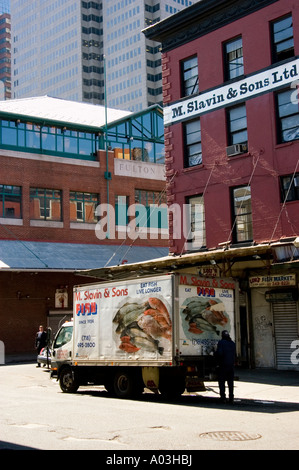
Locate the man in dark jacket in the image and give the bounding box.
[216,330,236,403]
[35,325,47,367]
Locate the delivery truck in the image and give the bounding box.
[51,273,236,399]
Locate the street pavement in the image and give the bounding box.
[5,353,299,405]
[5,354,299,406]
[1,355,298,452]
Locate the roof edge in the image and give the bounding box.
[143,0,279,52]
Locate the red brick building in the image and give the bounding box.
[144,0,299,369]
[0,96,168,356]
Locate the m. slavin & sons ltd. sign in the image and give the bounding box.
[164,58,299,126]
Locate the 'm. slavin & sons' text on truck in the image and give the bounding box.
[51,273,236,399]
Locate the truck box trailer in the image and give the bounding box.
[51,273,236,398]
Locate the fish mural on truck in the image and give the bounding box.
[113,297,172,356]
[181,296,229,338]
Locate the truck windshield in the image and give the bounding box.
[54,325,73,348]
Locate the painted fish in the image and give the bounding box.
[119,335,140,353]
[146,298,171,326]
[143,308,171,331]
[188,322,203,334]
[130,334,164,355]
[113,301,143,321]
[183,305,209,321]
[113,302,144,333]
[121,322,164,355]
[138,314,172,340]
[189,316,220,335]
[183,297,211,309]
[201,307,228,326]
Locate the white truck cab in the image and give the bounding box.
[51,321,73,378]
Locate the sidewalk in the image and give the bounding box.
[5,353,36,364]
[202,367,299,405]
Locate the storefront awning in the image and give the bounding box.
[78,242,276,280]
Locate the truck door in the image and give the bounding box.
[52,323,73,370]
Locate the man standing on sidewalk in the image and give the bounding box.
[35,325,47,367]
[216,330,236,403]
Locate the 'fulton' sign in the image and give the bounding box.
[164,58,299,126]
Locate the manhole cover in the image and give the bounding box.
[199,431,262,441]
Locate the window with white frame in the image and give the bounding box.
[232,186,253,243]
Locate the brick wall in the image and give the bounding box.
[0,148,168,247]
[0,271,96,355]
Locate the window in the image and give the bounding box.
[107,108,164,164]
[224,37,244,80]
[186,195,206,249]
[276,88,299,143]
[181,56,199,97]
[281,173,299,201]
[69,191,99,223]
[227,104,248,146]
[184,119,202,167]
[0,119,99,161]
[115,195,129,226]
[134,189,167,230]
[30,188,62,221]
[271,14,294,63]
[0,185,21,218]
[53,325,73,349]
[232,186,253,243]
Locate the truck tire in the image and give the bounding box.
[113,370,136,399]
[159,374,186,400]
[59,366,79,393]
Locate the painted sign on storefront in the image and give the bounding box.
[249,274,296,288]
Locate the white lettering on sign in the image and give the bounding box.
[164,58,299,126]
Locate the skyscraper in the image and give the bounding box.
[0,0,9,14]
[11,0,195,111]
[0,0,11,100]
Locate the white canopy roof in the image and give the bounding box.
[0,95,132,128]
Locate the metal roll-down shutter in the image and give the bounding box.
[273,301,299,370]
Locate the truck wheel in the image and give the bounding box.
[59,366,79,393]
[159,375,185,400]
[113,370,134,399]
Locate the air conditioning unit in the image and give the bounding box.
[226,143,248,157]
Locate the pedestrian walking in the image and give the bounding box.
[35,325,47,367]
[216,329,236,403]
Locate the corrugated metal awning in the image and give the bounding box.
[78,243,275,279]
[0,240,168,271]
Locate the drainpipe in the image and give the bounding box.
[104,55,110,239]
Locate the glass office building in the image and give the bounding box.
[11,0,195,112]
